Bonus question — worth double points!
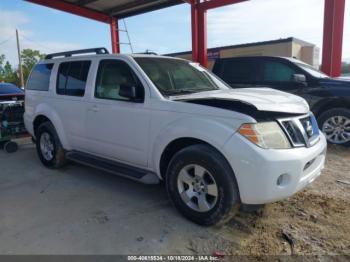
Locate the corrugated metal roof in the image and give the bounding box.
[63,0,183,18]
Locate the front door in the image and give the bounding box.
[260,60,305,95]
[85,59,150,168]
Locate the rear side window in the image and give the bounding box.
[221,59,257,84]
[57,61,91,97]
[26,63,53,91]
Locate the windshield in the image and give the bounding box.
[296,62,329,78]
[134,57,228,96]
[0,83,24,95]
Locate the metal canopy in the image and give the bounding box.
[25,0,346,77]
[57,0,182,18]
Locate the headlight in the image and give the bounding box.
[238,122,291,149]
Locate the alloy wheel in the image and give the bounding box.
[40,132,54,161]
[322,115,350,144]
[177,164,218,212]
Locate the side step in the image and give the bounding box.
[66,151,160,185]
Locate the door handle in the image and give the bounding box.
[89,105,99,112]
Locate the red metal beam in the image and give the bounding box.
[110,18,120,53]
[25,0,111,23]
[188,0,247,67]
[199,0,247,10]
[191,0,199,62]
[321,0,345,77]
[197,8,208,67]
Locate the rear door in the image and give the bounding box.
[53,60,92,150]
[214,58,260,88]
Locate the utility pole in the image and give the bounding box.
[16,29,24,88]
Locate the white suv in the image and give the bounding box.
[24,48,327,225]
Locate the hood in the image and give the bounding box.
[170,88,309,114]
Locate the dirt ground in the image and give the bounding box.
[192,144,350,257]
[0,141,349,258]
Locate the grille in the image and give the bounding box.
[279,113,320,148]
[281,120,305,146]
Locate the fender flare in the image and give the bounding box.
[34,103,71,150]
[150,117,236,177]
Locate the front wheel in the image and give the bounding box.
[318,108,350,146]
[166,144,240,226]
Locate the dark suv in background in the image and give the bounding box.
[213,56,350,146]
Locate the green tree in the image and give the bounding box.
[342,62,350,74]
[0,54,18,85]
[0,49,45,85]
[3,61,18,84]
[0,54,6,80]
[21,49,45,84]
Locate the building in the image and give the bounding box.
[166,37,320,70]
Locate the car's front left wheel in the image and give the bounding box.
[166,144,240,226]
[36,122,66,168]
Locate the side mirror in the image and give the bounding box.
[119,84,137,100]
[292,74,307,86]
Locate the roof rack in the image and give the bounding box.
[45,47,109,59]
[136,50,159,55]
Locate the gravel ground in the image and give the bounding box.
[196,144,350,257]
[0,141,349,258]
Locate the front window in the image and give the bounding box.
[134,57,228,96]
[296,62,329,78]
[95,60,144,101]
[262,61,296,82]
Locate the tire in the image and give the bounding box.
[36,122,66,168]
[166,144,240,226]
[317,108,350,146]
[4,141,18,153]
[0,140,10,149]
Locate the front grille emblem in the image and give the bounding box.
[303,120,314,137]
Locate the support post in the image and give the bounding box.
[197,8,207,67]
[321,0,345,77]
[16,29,24,88]
[191,0,198,62]
[110,17,120,54]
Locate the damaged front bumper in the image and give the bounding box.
[222,132,327,204]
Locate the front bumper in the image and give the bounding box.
[223,132,327,204]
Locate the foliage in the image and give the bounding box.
[342,62,350,74]
[21,49,46,84]
[0,49,45,87]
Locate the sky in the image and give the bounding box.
[0,0,349,67]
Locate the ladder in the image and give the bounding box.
[118,19,134,53]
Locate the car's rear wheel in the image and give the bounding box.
[166,144,240,226]
[318,108,350,146]
[36,122,66,168]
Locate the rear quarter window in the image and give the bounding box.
[26,63,54,91]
